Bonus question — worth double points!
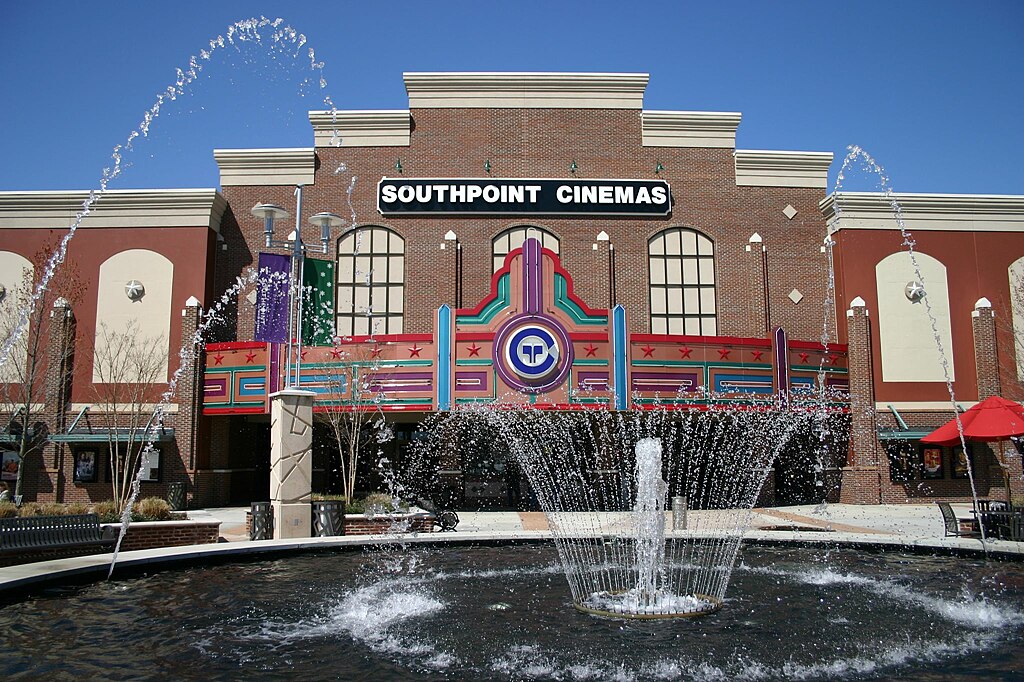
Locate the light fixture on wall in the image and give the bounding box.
[395,159,404,174]
[125,280,145,302]
[655,161,664,175]
[569,160,578,175]
[484,159,491,174]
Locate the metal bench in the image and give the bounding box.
[0,514,114,558]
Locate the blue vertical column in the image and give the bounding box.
[612,305,628,411]
[437,305,453,411]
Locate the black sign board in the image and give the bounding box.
[377,178,671,216]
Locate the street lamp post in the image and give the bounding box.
[251,185,344,388]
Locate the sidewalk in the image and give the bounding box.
[195,502,972,543]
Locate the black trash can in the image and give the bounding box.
[311,500,346,537]
[166,482,185,511]
[250,501,274,541]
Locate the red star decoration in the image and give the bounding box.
[678,346,692,359]
[213,353,224,365]
[467,343,482,357]
[330,347,343,359]
[718,348,731,360]
[300,349,309,360]
[829,354,840,365]
[584,343,598,357]
[799,352,810,363]
[245,351,257,364]
[640,344,656,358]
[408,344,423,358]
[751,350,764,362]
[370,345,383,359]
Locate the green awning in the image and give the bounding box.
[50,428,175,444]
[877,429,932,441]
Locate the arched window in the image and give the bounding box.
[336,226,404,336]
[492,226,559,272]
[648,228,716,335]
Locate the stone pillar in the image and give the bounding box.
[176,297,203,506]
[42,298,76,502]
[971,297,1000,400]
[270,389,315,539]
[746,233,768,337]
[839,297,883,504]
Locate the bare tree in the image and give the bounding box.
[320,340,386,503]
[0,239,82,498]
[91,321,167,512]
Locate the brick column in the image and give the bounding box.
[41,298,76,502]
[839,297,883,504]
[593,232,613,309]
[971,297,1000,400]
[176,297,203,507]
[441,231,460,309]
[746,233,768,337]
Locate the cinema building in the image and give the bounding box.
[1,72,1022,509]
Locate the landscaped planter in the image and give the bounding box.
[101,519,221,552]
[343,512,435,536]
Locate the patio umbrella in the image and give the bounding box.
[921,395,1024,446]
[921,395,1024,504]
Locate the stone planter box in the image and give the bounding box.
[343,512,435,536]
[101,519,221,552]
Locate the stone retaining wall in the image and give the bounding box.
[103,519,222,552]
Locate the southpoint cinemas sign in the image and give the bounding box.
[378,178,671,216]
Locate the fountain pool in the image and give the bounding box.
[1,543,1022,681]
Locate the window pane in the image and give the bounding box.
[390,316,403,334]
[390,256,404,283]
[650,260,665,285]
[667,289,682,314]
[371,256,388,283]
[682,258,698,283]
[684,318,700,335]
[669,317,684,335]
[665,229,681,255]
[684,288,700,314]
[702,317,717,336]
[649,235,665,255]
[681,230,697,255]
[389,286,404,313]
[697,235,714,256]
[651,317,667,334]
[700,288,716,314]
[651,288,667,314]
[666,259,682,285]
[699,258,715,283]
[337,316,353,336]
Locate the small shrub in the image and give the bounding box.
[64,503,90,515]
[133,497,172,521]
[17,502,42,516]
[311,493,347,502]
[0,501,17,518]
[91,500,120,523]
[353,492,408,516]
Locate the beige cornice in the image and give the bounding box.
[642,111,742,148]
[821,192,1024,232]
[0,189,226,231]
[403,72,649,109]
[308,110,411,147]
[213,147,316,186]
[734,150,833,188]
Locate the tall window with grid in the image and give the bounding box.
[648,228,717,335]
[336,226,404,336]
[491,226,559,272]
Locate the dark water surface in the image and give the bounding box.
[1,545,1022,681]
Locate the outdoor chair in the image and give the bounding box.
[936,501,977,537]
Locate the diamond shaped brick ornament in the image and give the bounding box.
[788,289,804,304]
[783,204,798,220]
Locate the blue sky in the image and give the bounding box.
[1,1,1021,195]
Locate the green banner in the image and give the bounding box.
[302,258,335,345]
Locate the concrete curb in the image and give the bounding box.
[1,528,1021,597]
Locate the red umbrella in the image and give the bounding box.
[920,395,1024,446]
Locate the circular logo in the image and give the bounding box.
[493,315,574,394]
[506,327,560,380]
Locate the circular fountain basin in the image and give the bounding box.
[1,543,1022,681]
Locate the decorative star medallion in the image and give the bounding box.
[751,350,764,361]
[408,344,423,358]
[245,351,257,364]
[370,345,383,359]
[640,344,656,358]
[718,348,731,360]
[467,343,482,357]
[829,354,840,365]
[584,343,598,358]
[330,347,343,359]
[799,352,810,364]
[213,353,224,365]
[678,346,692,359]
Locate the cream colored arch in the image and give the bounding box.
[93,249,172,382]
[1009,257,1024,381]
[875,251,953,382]
[0,251,33,383]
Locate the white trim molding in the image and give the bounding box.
[308,110,411,148]
[403,72,649,109]
[875,401,977,412]
[734,150,834,188]
[0,189,226,231]
[642,111,742,149]
[821,192,1024,232]
[213,148,315,187]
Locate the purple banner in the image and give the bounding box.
[255,253,291,344]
